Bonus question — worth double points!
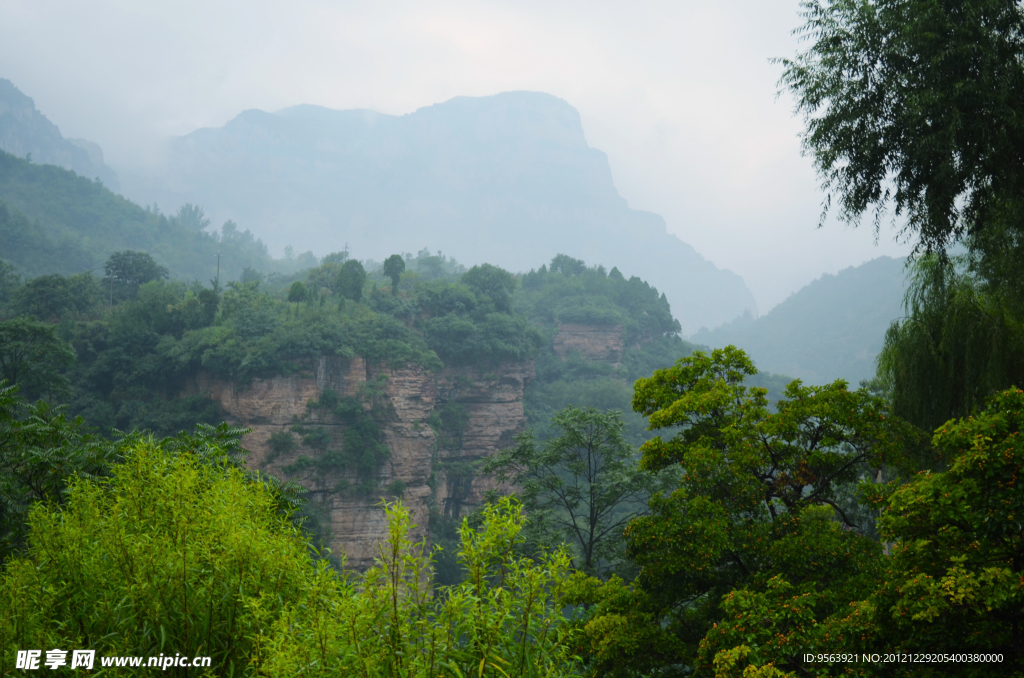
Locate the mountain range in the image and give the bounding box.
[0,75,912,372]
[691,256,908,385]
[119,92,757,334]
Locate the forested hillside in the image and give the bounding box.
[693,256,906,385]
[0,150,303,281]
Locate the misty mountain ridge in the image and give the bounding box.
[0,78,120,191]
[692,256,907,385]
[121,91,757,334]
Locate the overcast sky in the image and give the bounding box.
[0,0,912,312]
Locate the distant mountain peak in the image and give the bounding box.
[0,78,120,192]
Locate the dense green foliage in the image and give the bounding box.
[104,250,169,302]
[629,385,1024,677]
[878,254,1024,431]
[0,318,76,399]
[0,437,583,678]
[566,348,924,676]
[867,387,1024,667]
[0,440,309,675]
[518,255,679,344]
[0,256,463,434]
[255,498,582,678]
[515,255,696,445]
[0,382,118,561]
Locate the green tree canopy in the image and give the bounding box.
[571,347,923,675]
[462,263,516,313]
[691,387,1024,676]
[103,250,169,302]
[878,254,1024,431]
[382,253,406,296]
[779,0,1024,255]
[172,203,210,231]
[287,280,309,304]
[866,387,1024,667]
[485,405,656,577]
[8,272,101,320]
[0,318,75,400]
[0,382,117,560]
[321,250,348,265]
[335,259,366,302]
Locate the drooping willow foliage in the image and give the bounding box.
[877,254,1024,433]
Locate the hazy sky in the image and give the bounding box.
[0,0,912,312]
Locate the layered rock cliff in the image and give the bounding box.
[552,323,625,366]
[184,356,533,571]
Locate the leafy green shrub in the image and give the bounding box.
[0,440,314,675]
[386,479,407,497]
[291,424,331,451]
[251,498,583,678]
[267,430,298,462]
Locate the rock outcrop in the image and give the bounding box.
[552,323,625,366]
[183,356,533,571]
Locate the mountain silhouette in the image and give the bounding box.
[123,92,757,332]
[0,78,120,192]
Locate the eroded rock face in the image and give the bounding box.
[183,356,532,571]
[433,362,535,517]
[552,323,625,366]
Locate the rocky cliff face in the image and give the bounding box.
[184,356,533,571]
[552,323,625,366]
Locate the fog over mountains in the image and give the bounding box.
[0,79,120,192]
[692,256,907,385]
[120,92,758,333]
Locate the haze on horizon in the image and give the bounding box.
[0,0,913,312]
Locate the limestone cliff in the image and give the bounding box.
[184,356,533,571]
[552,323,625,367]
